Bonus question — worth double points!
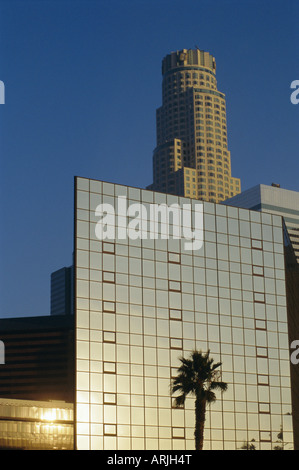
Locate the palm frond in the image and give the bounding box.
[205,389,217,404]
[210,381,228,392]
[173,394,186,408]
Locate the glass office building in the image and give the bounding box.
[74,176,294,450]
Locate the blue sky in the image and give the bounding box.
[0,0,298,318]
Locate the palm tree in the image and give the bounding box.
[171,349,228,450]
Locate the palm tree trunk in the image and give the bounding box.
[194,396,206,450]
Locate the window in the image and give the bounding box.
[169,280,181,292]
[103,362,116,374]
[168,252,181,264]
[256,347,268,358]
[170,338,183,350]
[103,393,117,405]
[259,431,271,442]
[103,301,116,312]
[103,242,115,254]
[103,271,115,283]
[258,403,270,414]
[254,292,265,304]
[255,319,266,330]
[169,309,182,320]
[172,427,185,439]
[251,239,263,250]
[104,424,117,436]
[253,265,264,277]
[103,331,116,343]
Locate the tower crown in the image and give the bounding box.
[162,48,216,76]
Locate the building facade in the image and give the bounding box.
[75,176,294,450]
[0,398,73,450]
[147,48,241,203]
[223,184,299,264]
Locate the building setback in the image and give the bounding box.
[223,183,299,446]
[223,184,299,264]
[75,176,296,450]
[147,48,241,203]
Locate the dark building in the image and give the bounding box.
[284,226,299,450]
[51,266,74,316]
[0,315,74,403]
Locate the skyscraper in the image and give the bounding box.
[147,48,241,203]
